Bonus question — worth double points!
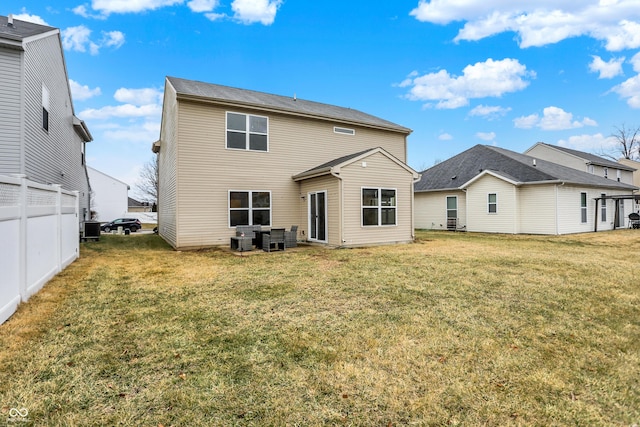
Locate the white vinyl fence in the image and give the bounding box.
[0,175,80,325]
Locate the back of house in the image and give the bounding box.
[153,77,419,249]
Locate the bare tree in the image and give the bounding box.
[135,155,158,207]
[610,124,640,160]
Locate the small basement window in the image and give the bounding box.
[334,126,355,136]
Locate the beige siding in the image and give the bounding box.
[527,145,588,171]
[169,97,408,249]
[618,158,640,187]
[157,83,178,247]
[339,152,414,246]
[298,176,340,245]
[466,175,517,233]
[517,184,558,234]
[414,190,466,230]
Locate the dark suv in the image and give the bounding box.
[100,218,142,233]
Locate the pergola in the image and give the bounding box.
[593,194,640,231]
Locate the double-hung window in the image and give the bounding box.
[488,193,497,213]
[362,188,396,226]
[229,191,271,227]
[580,192,588,223]
[601,193,607,222]
[226,112,268,151]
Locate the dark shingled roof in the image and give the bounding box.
[299,148,377,176]
[532,142,636,171]
[0,15,56,42]
[167,76,412,134]
[415,145,638,192]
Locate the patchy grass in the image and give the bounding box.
[0,230,638,426]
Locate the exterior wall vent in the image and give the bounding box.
[334,126,355,136]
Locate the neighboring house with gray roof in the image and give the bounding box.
[414,145,638,234]
[0,14,93,219]
[525,142,636,184]
[153,76,419,249]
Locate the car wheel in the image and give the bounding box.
[103,226,111,232]
[130,226,138,232]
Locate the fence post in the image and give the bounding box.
[54,184,62,274]
[15,175,28,302]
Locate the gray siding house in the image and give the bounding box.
[153,77,419,250]
[0,15,93,218]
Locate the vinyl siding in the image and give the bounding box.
[22,34,90,215]
[527,145,587,171]
[339,151,414,246]
[157,83,178,247]
[0,47,22,175]
[556,185,634,234]
[517,184,558,234]
[466,175,517,234]
[414,190,466,230]
[169,96,408,249]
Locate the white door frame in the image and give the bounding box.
[308,191,327,243]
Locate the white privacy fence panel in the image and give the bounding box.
[0,175,79,325]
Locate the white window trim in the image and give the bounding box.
[228,190,272,227]
[601,194,607,222]
[226,111,269,152]
[580,192,588,223]
[446,195,457,219]
[334,126,355,136]
[488,193,497,214]
[361,187,397,227]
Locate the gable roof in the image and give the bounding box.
[166,76,412,134]
[0,15,57,48]
[415,145,638,192]
[526,142,636,171]
[293,147,419,181]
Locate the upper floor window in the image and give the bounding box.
[617,170,621,182]
[488,193,497,213]
[226,112,268,151]
[42,84,50,132]
[362,188,396,226]
[587,165,594,174]
[603,167,608,179]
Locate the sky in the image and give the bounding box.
[5,0,640,199]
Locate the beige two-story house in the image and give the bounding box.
[153,77,419,250]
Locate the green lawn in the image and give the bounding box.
[0,230,638,426]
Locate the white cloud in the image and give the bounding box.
[102,31,125,48]
[78,104,162,120]
[514,106,598,130]
[69,79,102,101]
[62,25,125,54]
[231,0,282,25]
[612,74,640,108]
[589,55,625,79]
[476,131,496,141]
[438,132,453,140]
[11,13,48,25]
[89,0,184,16]
[102,121,161,143]
[114,87,163,106]
[468,104,511,120]
[557,133,620,152]
[631,52,640,73]
[188,0,218,12]
[401,58,534,109]
[410,1,640,51]
[204,12,225,21]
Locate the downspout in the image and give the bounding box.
[331,169,344,246]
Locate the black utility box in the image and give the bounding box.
[81,221,101,241]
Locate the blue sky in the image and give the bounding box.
[6,0,640,198]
